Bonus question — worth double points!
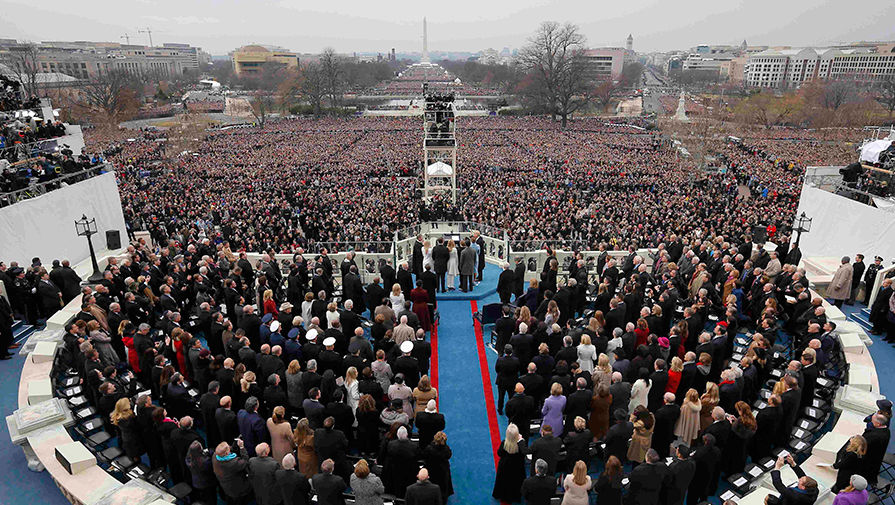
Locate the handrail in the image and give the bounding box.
[0,163,112,207]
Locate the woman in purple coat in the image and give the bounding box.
[542,382,568,437]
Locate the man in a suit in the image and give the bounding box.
[497,263,515,305]
[414,400,445,448]
[380,261,396,295]
[171,416,204,483]
[564,378,592,434]
[412,235,424,279]
[604,409,634,463]
[341,266,364,314]
[609,372,632,415]
[688,433,721,505]
[676,352,698,401]
[474,231,486,282]
[652,393,681,458]
[627,448,666,505]
[365,277,385,315]
[862,413,891,486]
[495,345,521,415]
[397,263,414,298]
[605,298,625,333]
[513,257,526,302]
[494,305,516,352]
[702,407,731,451]
[314,416,350,481]
[404,468,442,505]
[459,240,477,293]
[665,442,696,505]
[36,271,63,318]
[505,383,536,441]
[199,381,222,449]
[248,442,281,505]
[528,424,563,476]
[54,259,83,303]
[237,397,267,457]
[311,458,347,505]
[770,455,819,505]
[522,459,556,505]
[431,238,449,293]
[778,376,801,447]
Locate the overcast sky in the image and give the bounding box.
[1,0,893,55]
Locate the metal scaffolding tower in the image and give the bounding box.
[422,90,457,204]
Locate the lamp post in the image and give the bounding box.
[793,212,812,248]
[75,214,104,283]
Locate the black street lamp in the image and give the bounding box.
[793,212,812,248]
[74,214,104,283]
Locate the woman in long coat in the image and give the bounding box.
[410,282,432,332]
[423,431,454,504]
[674,388,702,446]
[626,406,655,464]
[542,383,568,437]
[492,424,527,503]
[588,386,613,440]
[293,419,318,477]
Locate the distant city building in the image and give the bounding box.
[626,34,633,52]
[580,47,632,82]
[0,40,202,79]
[231,45,299,76]
[745,43,895,88]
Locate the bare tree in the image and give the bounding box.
[592,80,617,112]
[319,48,344,107]
[300,62,328,115]
[815,79,856,110]
[516,22,590,128]
[876,73,895,116]
[249,91,275,127]
[73,70,141,125]
[1,43,41,98]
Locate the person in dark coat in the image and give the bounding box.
[862,414,891,486]
[652,393,681,458]
[594,455,624,505]
[171,416,205,485]
[752,394,782,461]
[522,458,557,505]
[397,264,414,299]
[505,384,536,442]
[513,257,527,302]
[217,396,241,444]
[213,439,252,504]
[383,426,419,497]
[422,431,454,504]
[405,468,443,505]
[315,417,351,482]
[199,381,222,449]
[311,459,347,505]
[497,263,515,304]
[626,449,666,505]
[665,443,696,505]
[492,424,528,503]
[431,239,450,293]
[276,453,311,505]
[770,455,819,505]
[528,424,564,476]
[688,433,721,505]
[415,400,446,448]
[604,410,634,464]
[832,435,867,493]
[459,242,477,293]
[248,442,282,505]
[778,377,801,447]
[366,278,385,316]
[494,345,521,415]
[237,397,268,457]
[412,237,425,278]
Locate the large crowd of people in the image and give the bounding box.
[81,114,869,257]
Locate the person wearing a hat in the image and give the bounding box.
[317,337,341,375]
[277,302,294,335]
[833,475,869,505]
[863,256,884,306]
[259,312,274,344]
[394,341,420,390]
[268,320,284,347]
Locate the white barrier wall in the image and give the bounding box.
[0,172,127,266]
[795,185,895,261]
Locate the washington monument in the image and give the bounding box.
[422,17,430,63]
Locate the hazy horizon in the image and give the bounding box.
[1,0,893,56]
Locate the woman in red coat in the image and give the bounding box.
[634,318,650,348]
[410,281,432,332]
[262,289,278,317]
[666,356,683,394]
[120,321,140,373]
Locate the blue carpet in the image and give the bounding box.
[432,263,502,301]
[0,353,71,505]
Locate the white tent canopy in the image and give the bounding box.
[860,139,893,163]
[426,161,453,176]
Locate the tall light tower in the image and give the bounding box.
[422,91,457,204]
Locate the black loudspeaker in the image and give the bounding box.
[105,230,121,250]
[752,226,767,244]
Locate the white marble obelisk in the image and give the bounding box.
[422,17,430,63]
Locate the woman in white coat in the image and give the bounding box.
[628,369,652,414]
[446,240,460,291]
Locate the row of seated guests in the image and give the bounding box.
[484,249,891,505]
[56,241,455,504]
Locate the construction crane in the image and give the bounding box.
[138,27,153,47]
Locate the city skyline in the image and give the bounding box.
[1,0,893,56]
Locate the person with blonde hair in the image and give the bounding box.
[262,289,277,317]
[592,353,613,391]
[344,366,359,412]
[390,284,405,318]
[110,397,144,460]
[542,382,567,436]
[675,388,702,445]
[577,334,597,374]
[561,460,593,505]
[492,423,527,502]
[699,382,720,431]
[832,435,867,493]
